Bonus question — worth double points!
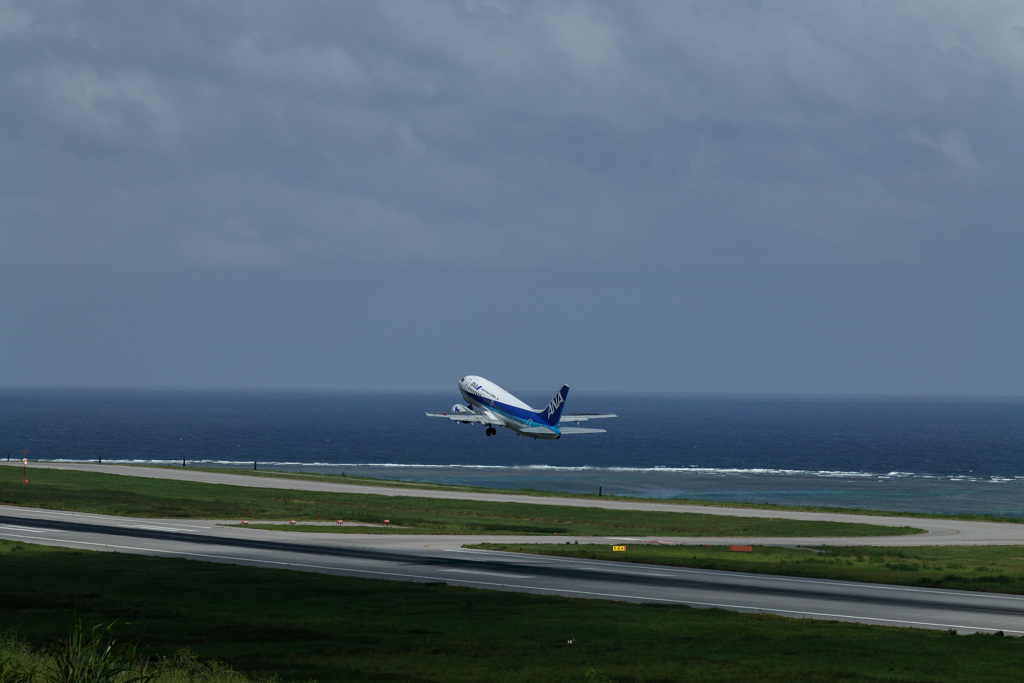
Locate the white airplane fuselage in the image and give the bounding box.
[426,375,616,439]
[458,375,564,439]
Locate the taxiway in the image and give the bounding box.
[4,462,1024,634]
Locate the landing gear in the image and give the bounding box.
[486,427,496,436]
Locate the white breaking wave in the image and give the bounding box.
[40,458,1020,484]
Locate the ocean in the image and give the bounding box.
[2,389,1023,517]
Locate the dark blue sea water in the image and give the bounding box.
[2,389,1024,516]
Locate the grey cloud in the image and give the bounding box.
[1,1,1022,392]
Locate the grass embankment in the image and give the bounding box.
[1,467,918,537]
[474,543,1024,595]
[198,467,1024,523]
[5,540,1024,682]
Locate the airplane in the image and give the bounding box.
[426,375,616,439]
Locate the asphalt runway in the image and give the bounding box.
[5,462,1024,634]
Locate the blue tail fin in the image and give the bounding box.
[536,384,569,426]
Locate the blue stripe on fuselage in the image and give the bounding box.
[460,387,560,436]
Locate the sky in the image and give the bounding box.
[1,1,1022,396]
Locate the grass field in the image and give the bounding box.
[472,542,1024,595]
[4,540,1024,682]
[5,465,1024,680]
[0,466,919,537]
[197,467,1024,523]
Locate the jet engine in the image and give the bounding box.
[450,404,474,424]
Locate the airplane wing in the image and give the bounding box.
[425,411,501,425]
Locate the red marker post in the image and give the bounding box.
[19,449,30,484]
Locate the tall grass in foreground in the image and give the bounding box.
[0,623,263,683]
[47,619,152,683]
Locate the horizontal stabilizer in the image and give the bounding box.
[560,413,617,424]
[557,427,607,435]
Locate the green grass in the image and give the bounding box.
[5,540,1024,682]
[0,622,265,682]
[6,465,1024,680]
[0,617,263,683]
[183,466,1024,524]
[15,461,1024,523]
[471,543,1024,594]
[153,466,1024,524]
[0,467,919,537]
